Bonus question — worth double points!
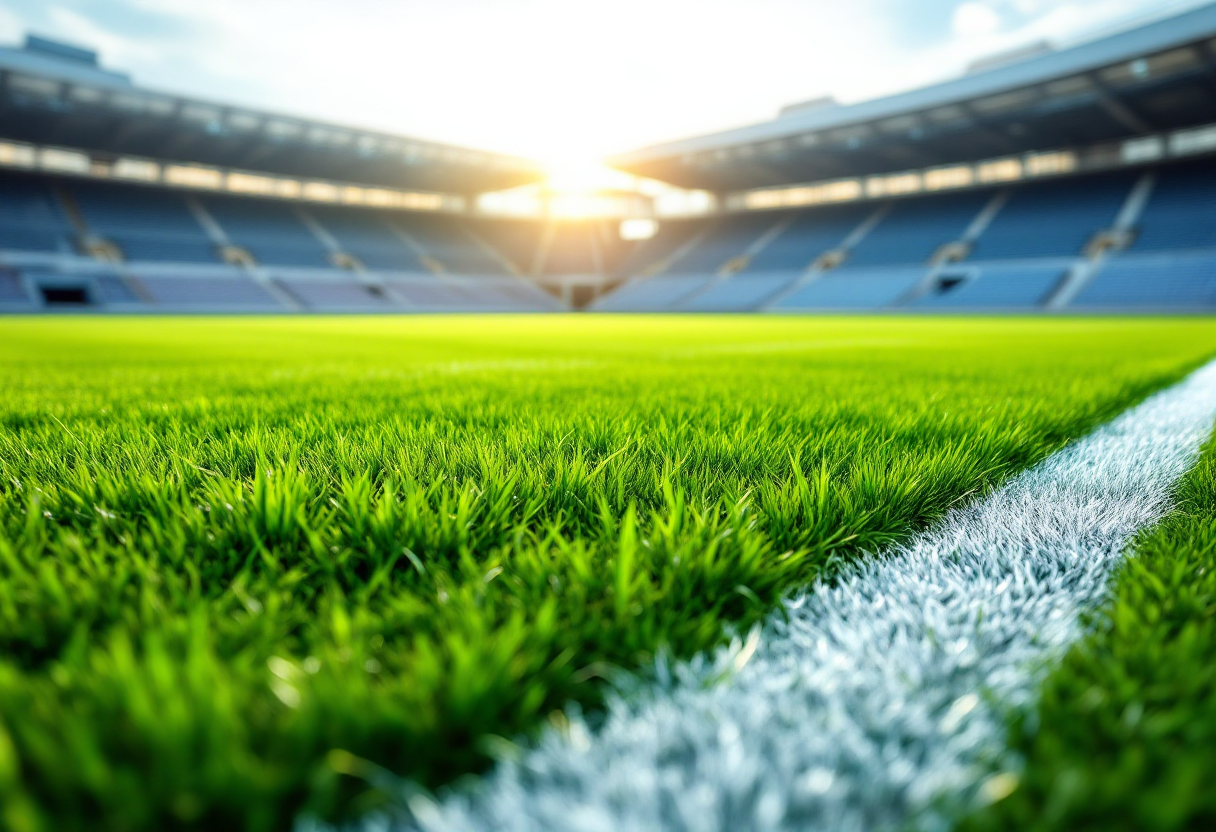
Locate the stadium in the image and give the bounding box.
[1,2,1216,831]
[1,5,1215,313]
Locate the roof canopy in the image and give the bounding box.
[0,36,544,194]
[609,4,1216,191]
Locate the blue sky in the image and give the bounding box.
[0,0,1207,170]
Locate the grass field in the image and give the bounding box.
[1,315,1215,832]
[962,431,1216,832]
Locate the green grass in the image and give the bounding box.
[960,429,1216,832]
[0,315,1214,832]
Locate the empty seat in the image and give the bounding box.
[1130,163,1216,252]
[910,262,1067,309]
[0,269,31,304]
[203,197,331,267]
[277,278,397,311]
[680,272,799,311]
[94,274,143,304]
[970,174,1134,260]
[744,205,871,273]
[668,214,777,275]
[71,182,217,263]
[140,275,283,309]
[615,220,707,278]
[395,215,504,275]
[307,208,427,272]
[0,172,75,253]
[593,275,712,311]
[847,192,990,267]
[1072,252,1216,309]
[776,267,926,309]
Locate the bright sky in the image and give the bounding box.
[0,0,1209,179]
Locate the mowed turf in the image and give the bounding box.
[0,315,1214,832]
[962,431,1216,832]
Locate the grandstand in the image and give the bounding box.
[2,4,1216,313]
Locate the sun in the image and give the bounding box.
[543,156,632,194]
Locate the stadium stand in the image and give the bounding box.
[5,4,1216,313]
[846,193,989,267]
[909,262,1071,310]
[201,197,332,268]
[0,172,75,254]
[967,175,1135,261]
[774,267,928,311]
[71,182,217,264]
[1125,162,1216,252]
[305,207,427,272]
[1073,252,1216,310]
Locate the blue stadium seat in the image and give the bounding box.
[909,262,1067,309]
[1129,163,1216,252]
[680,273,798,311]
[775,266,927,309]
[592,275,712,311]
[1071,252,1216,309]
[847,192,990,267]
[203,197,332,268]
[277,278,397,311]
[308,207,428,272]
[139,274,284,309]
[395,215,505,275]
[474,220,542,275]
[0,269,32,305]
[0,172,75,253]
[71,182,218,263]
[615,220,706,278]
[94,274,143,304]
[970,174,1135,260]
[667,214,777,275]
[743,205,871,273]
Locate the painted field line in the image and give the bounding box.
[337,359,1216,832]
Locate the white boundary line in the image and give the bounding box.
[328,358,1216,832]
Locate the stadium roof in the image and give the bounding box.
[608,3,1216,191]
[0,35,544,194]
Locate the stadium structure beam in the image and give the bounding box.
[1086,73,1154,134]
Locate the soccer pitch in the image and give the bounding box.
[1,315,1215,832]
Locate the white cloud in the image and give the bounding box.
[952,2,1002,37]
[0,5,23,43]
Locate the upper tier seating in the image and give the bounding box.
[969,174,1135,260]
[396,215,505,275]
[742,204,871,274]
[0,172,75,253]
[909,262,1069,309]
[680,273,798,312]
[203,197,332,268]
[71,183,217,263]
[614,221,706,278]
[1072,251,1216,309]
[847,192,991,267]
[667,214,778,275]
[307,207,427,272]
[591,275,711,311]
[775,267,928,310]
[3,164,1214,314]
[1128,162,1216,252]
